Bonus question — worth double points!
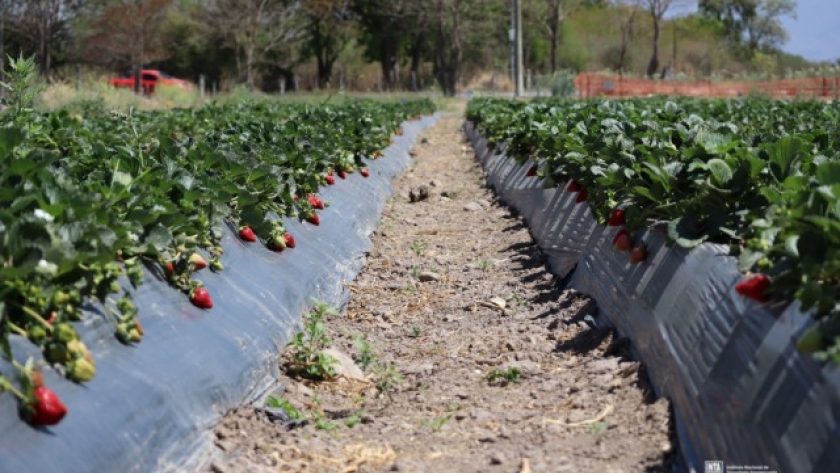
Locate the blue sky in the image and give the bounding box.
[781,1,839,62]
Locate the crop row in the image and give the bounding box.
[466,97,840,362]
[0,81,435,427]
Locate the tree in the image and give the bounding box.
[352,0,407,90]
[542,0,581,74]
[1,0,84,76]
[302,0,354,89]
[204,0,304,90]
[641,0,685,77]
[84,0,175,93]
[613,0,640,73]
[743,0,795,52]
[699,0,796,54]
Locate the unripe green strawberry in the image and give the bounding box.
[45,343,69,364]
[796,326,825,354]
[68,358,97,382]
[55,324,77,342]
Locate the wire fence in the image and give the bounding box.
[575,72,840,100]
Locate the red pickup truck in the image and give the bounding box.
[109,70,193,95]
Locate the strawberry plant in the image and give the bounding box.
[467,96,840,362]
[0,55,435,421]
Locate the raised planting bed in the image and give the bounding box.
[464,96,840,473]
[0,97,438,473]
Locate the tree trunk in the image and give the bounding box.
[618,9,636,73]
[549,4,560,73]
[246,39,255,90]
[1,15,5,100]
[317,53,332,89]
[410,43,421,91]
[647,14,661,77]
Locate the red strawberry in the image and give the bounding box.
[629,244,647,263]
[284,233,296,248]
[612,228,628,245]
[325,175,336,185]
[360,168,370,178]
[575,189,588,203]
[608,209,626,226]
[239,226,257,242]
[526,165,538,177]
[293,194,299,201]
[164,261,174,274]
[189,253,207,271]
[614,233,633,252]
[29,386,67,426]
[735,274,771,302]
[338,170,347,180]
[190,287,213,309]
[308,195,325,210]
[566,180,582,192]
[307,213,320,226]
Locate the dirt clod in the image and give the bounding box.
[205,112,675,473]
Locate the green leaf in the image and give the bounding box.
[144,224,173,253]
[707,159,733,187]
[815,161,840,186]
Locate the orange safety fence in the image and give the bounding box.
[575,72,840,100]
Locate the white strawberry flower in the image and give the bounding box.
[34,209,55,223]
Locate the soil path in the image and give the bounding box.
[205,112,675,473]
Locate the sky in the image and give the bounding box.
[780,1,839,62]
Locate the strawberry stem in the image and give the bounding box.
[0,375,27,400]
[19,306,54,332]
[6,321,29,338]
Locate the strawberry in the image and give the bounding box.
[190,287,213,309]
[32,370,44,389]
[338,170,347,180]
[325,175,336,185]
[239,226,257,242]
[608,209,626,226]
[307,213,321,226]
[189,253,207,271]
[629,244,647,263]
[612,228,628,245]
[575,189,588,203]
[360,168,370,178]
[29,386,67,426]
[614,232,633,252]
[284,233,296,248]
[269,237,287,252]
[526,165,538,177]
[164,261,174,274]
[796,325,825,354]
[308,195,325,210]
[735,274,771,302]
[566,180,582,192]
[293,194,299,201]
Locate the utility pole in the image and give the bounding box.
[509,1,515,84]
[513,0,524,96]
